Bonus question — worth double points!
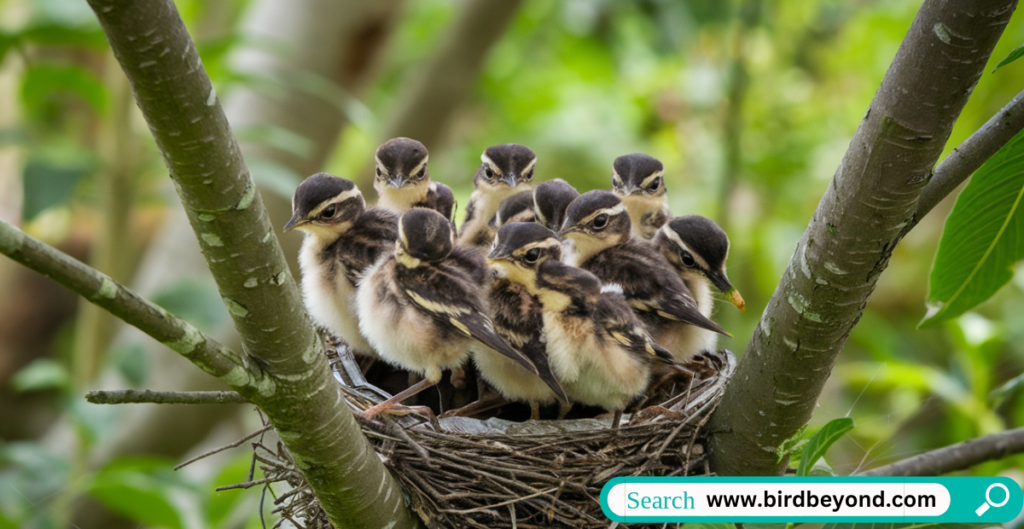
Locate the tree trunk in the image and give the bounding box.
[85,0,420,527]
[709,0,1017,476]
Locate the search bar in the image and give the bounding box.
[599,477,1022,523]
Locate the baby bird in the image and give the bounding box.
[652,215,746,355]
[465,191,537,252]
[373,137,455,220]
[284,173,398,359]
[459,143,537,247]
[560,191,728,361]
[533,178,580,232]
[611,153,671,240]
[356,208,548,423]
[476,222,567,419]
[488,222,673,428]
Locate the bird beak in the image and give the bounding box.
[502,173,519,187]
[708,270,745,312]
[387,175,405,188]
[283,214,308,233]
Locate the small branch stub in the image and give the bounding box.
[86,390,249,405]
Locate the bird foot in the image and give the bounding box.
[450,367,467,389]
[439,395,508,418]
[361,403,441,432]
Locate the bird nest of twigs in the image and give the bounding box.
[251,339,735,529]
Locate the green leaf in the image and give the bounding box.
[796,417,854,477]
[150,279,228,332]
[922,129,1024,326]
[86,457,189,529]
[993,43,1024,73]
[108,343,149,387]
[10,358,70,393]
[989,371,1024,407]
[21,158,92,221]
[20,62,109,115]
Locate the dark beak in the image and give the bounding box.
[503,172,519,187]
[708,270,745,312]
[387,175,405,188]
[283,214,308,233]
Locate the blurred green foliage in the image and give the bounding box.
[1,0,1024,527]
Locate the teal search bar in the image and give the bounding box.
[599,477,1022,523]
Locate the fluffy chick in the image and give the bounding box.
[611,153,671,240]
[459,143,537,246]
[373,137,455,220]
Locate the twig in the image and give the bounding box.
[86,389,248,405]
[174,425,273,470]
[442,488,558,514]
[216,476,275,492]
[857,426,1024,476]
[911,89,1024,229]
[0,220,245,380]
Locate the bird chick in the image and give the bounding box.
[533,178,580,232]
[651,215,745,355]
[284,173,398,359]
[459,143,537,247]
[476,222,567,419]
[373,137,455,220]
[489,222,673,428]
[465,191,537,252]
[611,153,671,240]
[356,208,549,422]
[560,190,728,361]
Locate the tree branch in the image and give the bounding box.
[911,89,1024,229]
[86,390,248,405]
[82,1,420,527]
[0,220,244,379]
[857,427,1024,476]
[709,0,1018,476]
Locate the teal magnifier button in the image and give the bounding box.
[975,483,1010,516]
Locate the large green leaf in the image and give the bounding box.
[21,157,92,221]
[796,417,854,477]
[86,457,191,529]
[922,129,1024,327]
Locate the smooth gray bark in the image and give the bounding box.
[709,0,1018,476]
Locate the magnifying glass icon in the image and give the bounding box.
[976,483,1010,516]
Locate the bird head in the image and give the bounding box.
[373,137,430,192]
[533,178,580,232]
[558,190,631,263]
[477,143,537,189]
[396,208,454,267]
[653,215,745,311]
[492,191,537,229]
[284,173,365,238]
[487,222,562,291]
[611,153,666,197]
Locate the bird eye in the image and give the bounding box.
[525,248,541,263]
[680,250,696,267]
[647,177,661,192]
[592,214,609,230]
[415,167,426,180]
[322,204,338,219]
[524,170,534,181]
[375,166,384,179]
[484,165,494,178]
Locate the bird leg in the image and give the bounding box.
[450,367,467,389]
[530,401,541,420]
[439,394,508,418]
[556,400,573,420]
[611,409,623,429]
[361,377,438,424]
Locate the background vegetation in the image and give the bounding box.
[0,0,1022,527]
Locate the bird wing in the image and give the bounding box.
[334,208,399,285]
[631,292,730,337]
[598,294,675,361]
[401,273,542,377]
[521,338,569,403]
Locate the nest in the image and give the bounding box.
[254,342,735,529]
